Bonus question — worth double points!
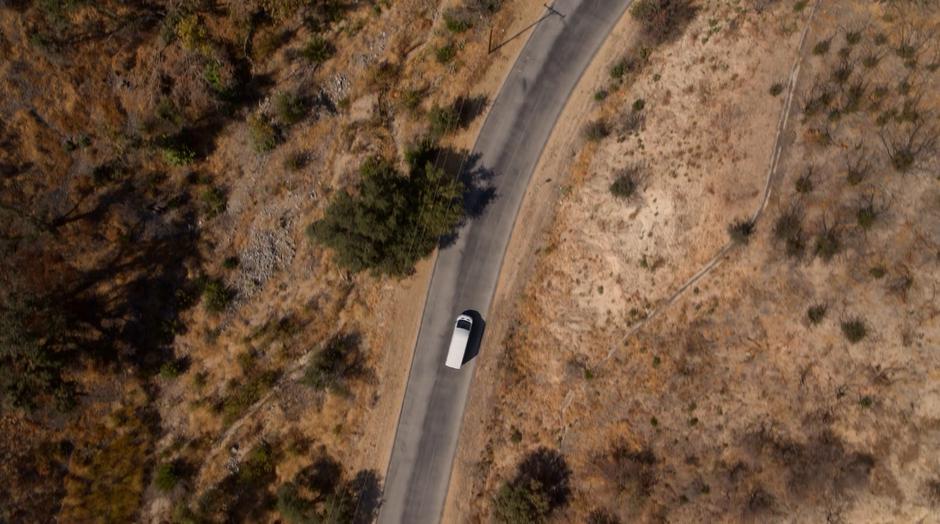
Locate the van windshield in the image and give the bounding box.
[456,319,472,330]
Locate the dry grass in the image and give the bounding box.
[464,1,940,522]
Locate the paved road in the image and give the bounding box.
[378,1,631,522]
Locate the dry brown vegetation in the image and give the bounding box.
[0,0,536,521]
[463,1,940,522]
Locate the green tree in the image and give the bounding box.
[308,154,462,276]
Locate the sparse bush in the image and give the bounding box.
[599,441,657,501]
[274,92,307,126]
[632,98,646,112]
[369,60,401,90]
[610,169,639,199]
[248,114,278,153]
[926,477,940,506]
[869,266,886,279]
[807,304,827,325]
[436,42,457,64]
[841,317,867,343]
[202,279,232,313]
[813,38,831,55]
[283,150,308,171]
[862,51,881,68]
[301,35,335,64]
[796,170,814,193]
[588,508,621,524]
[769,82,784,96]
[155,462,180,491]
[814,224,841,261]
[773,206,803,241]
[845,30,862,45]
[583,119,609,141]
[793,0,808,12]
[465,0,503,15]
[728,218,756,244]
[594,89,608,101]
[856,200,878,230]
[629,0,698,44]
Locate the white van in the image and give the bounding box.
[445,314,474,369]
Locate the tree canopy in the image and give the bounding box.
[308,152,463,277]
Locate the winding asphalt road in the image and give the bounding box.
[379,1,632,522]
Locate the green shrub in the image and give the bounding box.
[400,87,426,114]
[303,333,364,396]
[443,7,473,33]
[202,279,232,313]
[728,218,755,244]
[161,143,196,166]
[155,462,180,491]
[302,35,335,64]
[239,442,276,485]
[248,114,278,153]
[493,447,571,524]
[632,98,646,112]
[594,89,608,101]
[841,317,867,343]
[435,42,457,64]
[610,57,635,80]
[0,296,78,413]
[493,481,550,524]
[583,119,609,141]
[160,360,182,379]
[223,256,240,270]
[428,104,461,138]
[221,371,278,426]
[274,92,307,126]
[201,186,227,218]
[807,304,827,325]
[869,266,886,279]
[769,82,784,96]
[176,13,209,52]
[203,60,235,99]
[793,0,808,12]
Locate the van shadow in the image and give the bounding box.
[461,309,486,365]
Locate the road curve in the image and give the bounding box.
[379,1,632,522]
